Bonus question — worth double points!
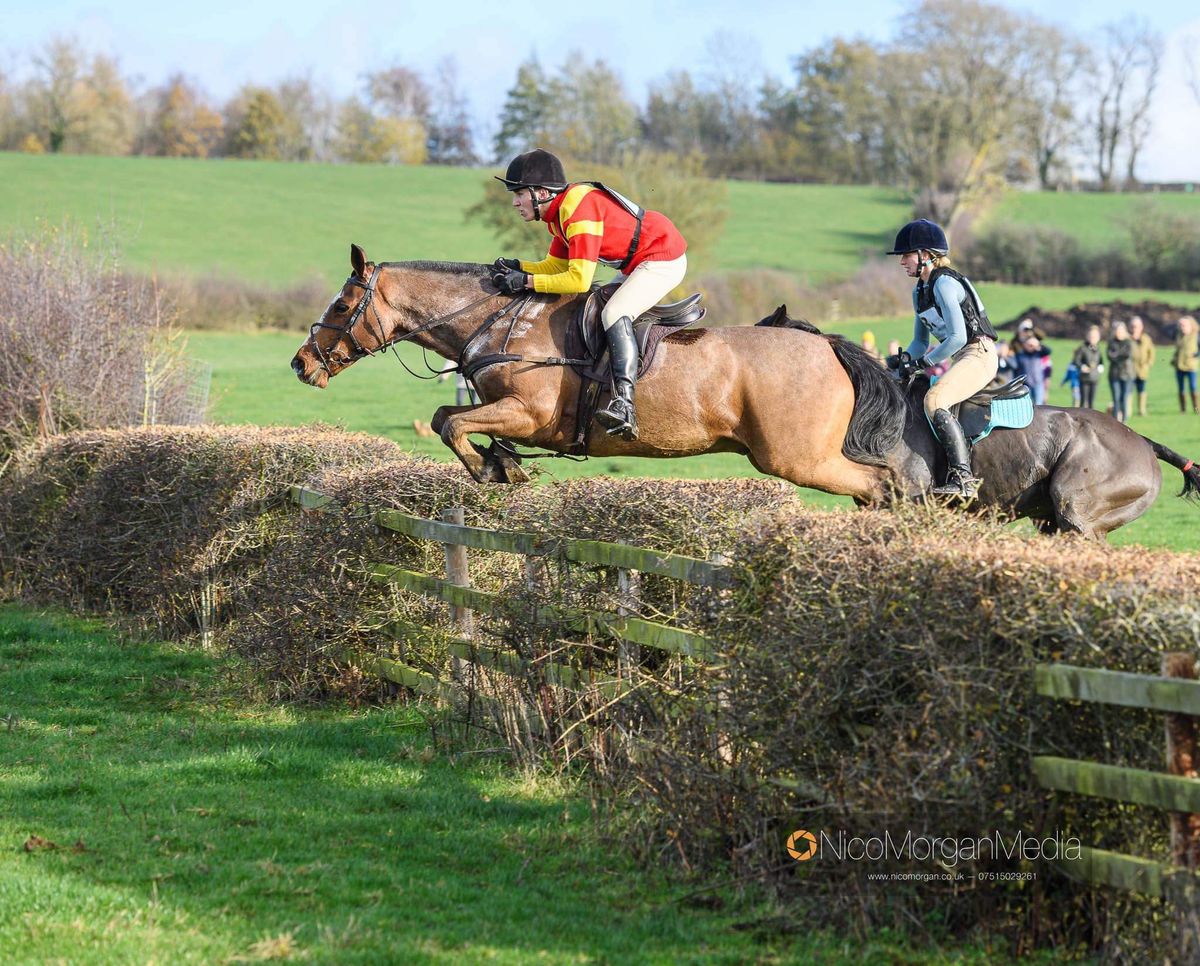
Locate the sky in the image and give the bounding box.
[1,0,1198,180]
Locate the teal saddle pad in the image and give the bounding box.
[971,394,1034,443]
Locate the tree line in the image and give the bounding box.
[1,0,1177,224]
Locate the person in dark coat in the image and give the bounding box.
[1106,321,1135,423]
[1072,324,1103,410]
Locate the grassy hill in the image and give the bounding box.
[984,189,1200,251]
[0,152,911,285]
[5,153,1199,286]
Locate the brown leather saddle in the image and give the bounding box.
[565,281,706,450]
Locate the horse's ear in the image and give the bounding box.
[350,244,367,279]
[767,304,789,326]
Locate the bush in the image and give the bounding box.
[960,202,1200,291]
[164,272,331,332]
[0,225,205,458]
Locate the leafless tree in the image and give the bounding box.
[1023,26,1089,189]
[1184,37,1200,107]
[1088,17,1163,189]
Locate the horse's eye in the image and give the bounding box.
[335,301,349,313]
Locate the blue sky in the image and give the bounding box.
[1,0,1197,178]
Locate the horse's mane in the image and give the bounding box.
[388,260,491,278]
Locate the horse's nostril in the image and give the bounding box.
[291,357,304,376]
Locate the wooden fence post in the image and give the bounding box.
[1163,651,1200,963]
[710,552,733,766]
[1164,652,1200,867]
[441,506,472,685]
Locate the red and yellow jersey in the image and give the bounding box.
[519,184,687,295]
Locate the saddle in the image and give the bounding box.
[567,282,706,378]
[951,376,1034,442]
[564,281,706,450]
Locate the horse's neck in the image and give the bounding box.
[384,266,570,360]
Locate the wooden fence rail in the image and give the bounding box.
[290,485,730,714]
[1034,657,1200,906]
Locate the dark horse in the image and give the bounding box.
[291,248,1200,539]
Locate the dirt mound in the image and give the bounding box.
[1001,299,1200,344]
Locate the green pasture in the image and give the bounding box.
[12,151,1200,286]
[191,278,1200,553]
[0,604,1015,965]
[982,188,1200,251]
[0,152,909,285]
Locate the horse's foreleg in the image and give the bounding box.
[430,404,475,437]
[440,396,541,484]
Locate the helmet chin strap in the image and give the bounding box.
[918,250,937,271]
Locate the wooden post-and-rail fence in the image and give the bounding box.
[289,485,734,734]
[1034,657,1200,952]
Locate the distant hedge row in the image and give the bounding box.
[2,426,1197,957]
[960,207,1200,291]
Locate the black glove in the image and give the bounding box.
[493,257,522,272]
[492,269,528,295]
[884,353,902,370]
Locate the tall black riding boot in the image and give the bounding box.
[595,316,639,440]
[929,408,980,499]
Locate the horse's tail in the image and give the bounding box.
[825,336,908,468]
[1142,435,1200,500]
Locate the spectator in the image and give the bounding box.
[1015,335,1048,405]
[1173,315,1199,414]
[1062,361,1081,407]
[1010,318,1047,355]
[1071,324,1104,410]
[860,330,883,363]
[886,339,902,358]
[438,359,473,407]
[991,340,1021,386]
[1129,316,1156,417]
[1106,321,1135,423]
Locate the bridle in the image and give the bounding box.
[307,263,502,380]
[308,263,390,377]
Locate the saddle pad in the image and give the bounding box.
[970,394,1034,443]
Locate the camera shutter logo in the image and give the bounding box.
[786,829,818,862]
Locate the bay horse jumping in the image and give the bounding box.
[290,247,1200,539]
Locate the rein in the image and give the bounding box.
[309,263,587,381]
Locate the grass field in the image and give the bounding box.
[8,152,1198,287]
[0,603,1016,965]
[980,188,1200,251]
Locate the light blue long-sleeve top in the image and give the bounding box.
[906,274,976,365]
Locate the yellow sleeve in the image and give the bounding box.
[519,254,568,275]
[531,258,597,294]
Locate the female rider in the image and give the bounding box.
[887,219,999,499]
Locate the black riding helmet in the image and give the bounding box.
[887,219,949,255]
[495,149,568,192]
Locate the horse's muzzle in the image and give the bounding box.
[291,353,328,388]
